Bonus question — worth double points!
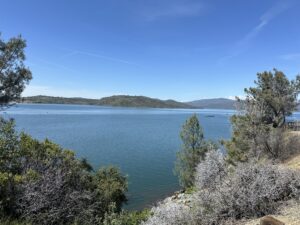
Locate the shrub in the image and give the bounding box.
[0,119,128,225]
[103,206,150,225]
[14,135,95,224]
[0,118,23,216]
[194,161,300,224]
[195,150,227,191]
[94,166,128,213]
[0,218,31,225]
[142,200,193,225]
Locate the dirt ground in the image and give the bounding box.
[284,152,300,170]
[242,150,300,225]
[241,201,300,225]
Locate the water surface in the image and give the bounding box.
[2,104,234,210]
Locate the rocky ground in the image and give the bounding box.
[147,140,300,225]
[241,201,300,225]
[242,152,300,225]
[162,151,300,225]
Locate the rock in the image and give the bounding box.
[260,216,285,225]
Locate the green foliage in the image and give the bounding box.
[0,118,23,216]
[98,95,192,108]
[22,95,101,105]
[175,114,216,188]
[22,95,194,109]
[0,34,32,107]
[226,69,300,163]
[80,158,94,172]
[0,36,132,223]
[225,114,259,163]
[244,69,300,128]
[184,186,197,194]
[0,218,31,225]
[103,206,150,225]
[94,166,128,212]
[0,118,128,225]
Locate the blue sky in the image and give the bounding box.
[1,0,300,101]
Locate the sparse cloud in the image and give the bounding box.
[141,1,204,21]
[219,0,294,63]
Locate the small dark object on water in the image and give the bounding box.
[205,115,215,118]
[259,216,285,225]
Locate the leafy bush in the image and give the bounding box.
[94,167,128,213]
[0,119,128,225]
[0,118,23,216]
[103,206,150,225]
[17,136,100,224]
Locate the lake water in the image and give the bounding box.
[1,104,234,210]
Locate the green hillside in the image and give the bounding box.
[22,95,100,105]
[22,95,195,109]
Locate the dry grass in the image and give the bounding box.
[242,138,300,225]
[283,131,300,170]
[284,154,300,170]
[241,201,300,225]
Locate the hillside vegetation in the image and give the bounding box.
[241,150,300,225]
[22,95,100,105]
[23,95,239,109]
[98,95,193,108]
[186,98,236,109]
[22,95,195,109]
[2,33,300,225]
[143,70,300,225]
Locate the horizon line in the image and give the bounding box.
[21,94,236,102]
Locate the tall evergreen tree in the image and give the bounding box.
[226,69,300,163]
[175,114,214,188]
[0,34,32,108]
[244,69,300,128]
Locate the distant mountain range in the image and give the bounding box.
[22,95,194,109]
[186,98,236,109]
[21,95,300,113]
[21,95,239,109]
[97,95,193,108]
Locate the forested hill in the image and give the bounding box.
[98,95,194,108]
[186,98,236,109]
[22,95,195,109]
[22,95,100,105]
